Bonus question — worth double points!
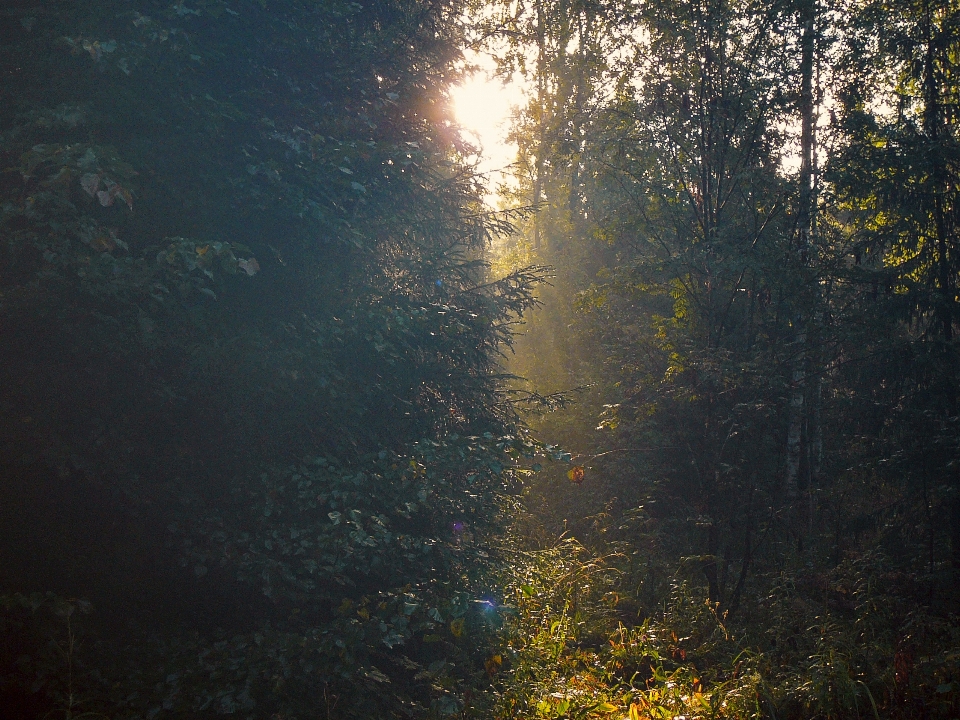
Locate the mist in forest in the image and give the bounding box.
[2,1,960,719]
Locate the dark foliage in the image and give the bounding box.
[0,1,548,718]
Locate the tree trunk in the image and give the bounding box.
[785,0,816,516]
[533,0,548,251]
[921,0,960,570]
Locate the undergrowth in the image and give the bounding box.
[475,510,960,720]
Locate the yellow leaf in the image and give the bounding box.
[484,654,502,674]
[450,617,465,638]
[629,703,642,720]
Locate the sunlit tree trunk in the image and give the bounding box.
[533,0,548,250]
[568,7,590,230]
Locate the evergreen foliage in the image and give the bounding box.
[6,0,960,718]
[0,1,548,717]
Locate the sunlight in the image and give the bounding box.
[450,51,526,202]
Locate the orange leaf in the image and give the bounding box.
[567,466,585,484]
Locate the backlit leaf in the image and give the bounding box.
[567,466,585,484]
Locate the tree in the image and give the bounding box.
[572,0,820,607]
[0,1,547,717]
[828,0,960,574]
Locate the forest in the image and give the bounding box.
[0,0,958,718]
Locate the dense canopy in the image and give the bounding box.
[3,0,960,719]
[0,1,548,717]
